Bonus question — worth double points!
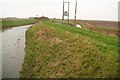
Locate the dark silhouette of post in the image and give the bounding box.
[74,0,77,26]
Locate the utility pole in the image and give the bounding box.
[62,0,70,24]
[74,0,77,26]
[62,0,65,24]
[67,2,70,24]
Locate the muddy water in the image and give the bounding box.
[1,25,31,78]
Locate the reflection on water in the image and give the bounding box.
[2,27,12,32]
[2,25,31,78]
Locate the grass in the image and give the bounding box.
[0,19,2,30]
[2,18,37,29]
[20,20,119,78]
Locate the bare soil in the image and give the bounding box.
[79,20,118,29]
[75,20,119,37]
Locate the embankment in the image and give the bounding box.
[20,20,118,78]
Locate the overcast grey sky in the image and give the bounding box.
[0,0,119,21]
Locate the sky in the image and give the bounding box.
[0,0,120,21]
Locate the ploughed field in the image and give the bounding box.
[76,20,119,37]
[20,20,119,78]
[78,20,118,28]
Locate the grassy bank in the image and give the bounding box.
[2,18,37,29]
[20,20,119,78]
[0,19,2,30]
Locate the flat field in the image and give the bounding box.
[1,18,37,29]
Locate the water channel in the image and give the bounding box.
[1,25,32,78]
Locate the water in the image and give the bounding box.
[1,25,31,78]
[0,30,2,79]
